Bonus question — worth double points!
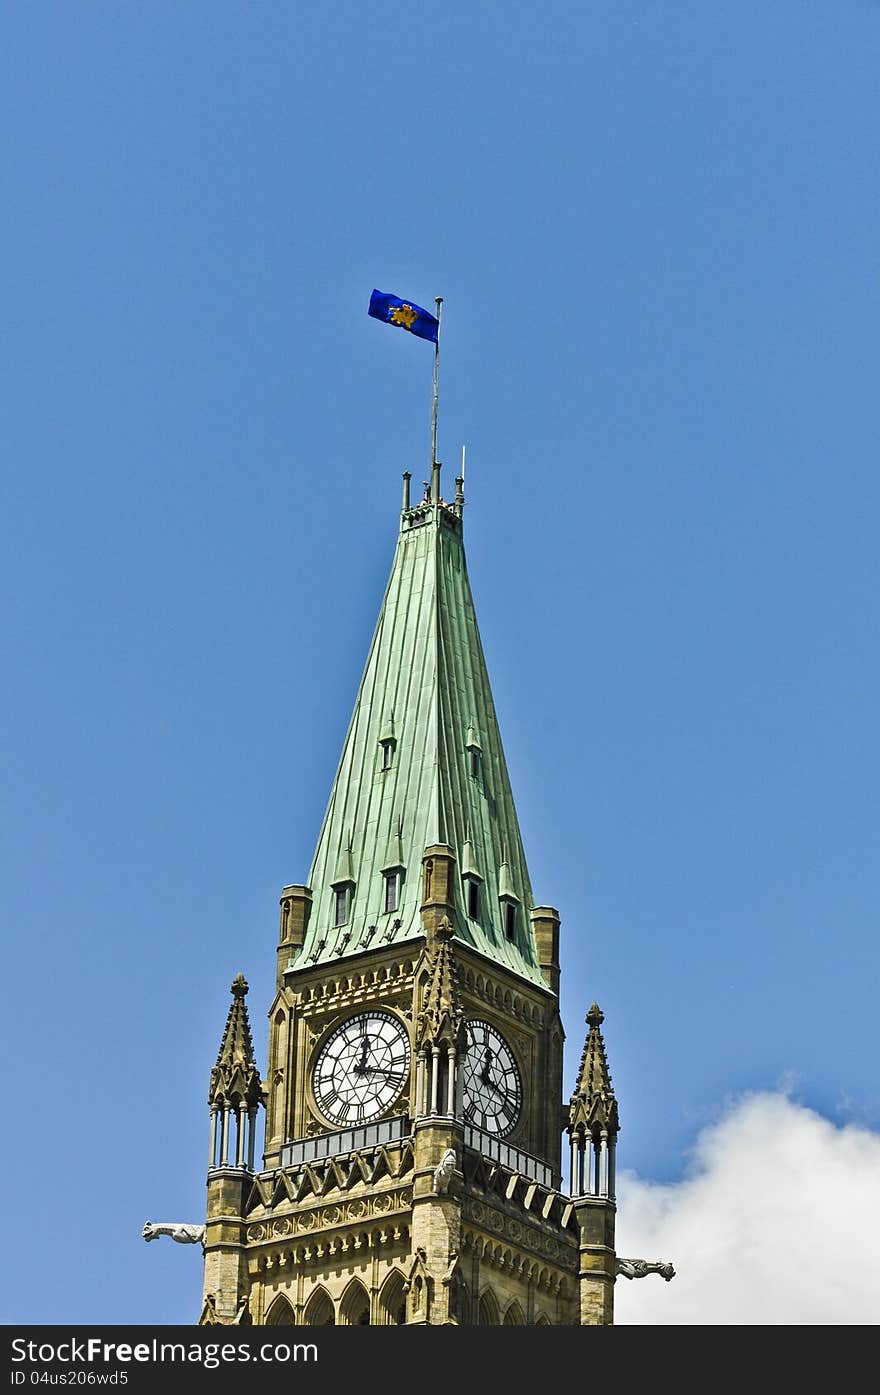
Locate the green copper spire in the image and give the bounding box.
[298,480,543,987]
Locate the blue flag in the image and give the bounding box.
[368,289,439,344]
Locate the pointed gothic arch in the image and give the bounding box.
[477,1288,500,1326]
[503,1300,525,1326]
[302,1286,335,1325]
[534,1312,551,1326]
[339,1278,371,1326]
[264,1294,295,1326]
[378,1270,407,1325]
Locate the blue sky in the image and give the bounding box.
[2,3,878,1324]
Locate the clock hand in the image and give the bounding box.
[482,1075,508,1102]
[354,1036,370,1076]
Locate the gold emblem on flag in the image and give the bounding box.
[389,303,418,329]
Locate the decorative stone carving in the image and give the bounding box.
[142,1221,205,1246]
[616,1257,675,1281]
[433,1148,457,1195]
[245,1187,412,1245]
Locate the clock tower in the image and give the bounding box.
[198,468,620,1326]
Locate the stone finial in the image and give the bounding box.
[569,1001,619,1136]
[435,914,453,941]
[209,971,262,1109]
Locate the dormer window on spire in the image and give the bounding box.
[461,831,483,922]
[465,723,482,780]
[379,714,397,772]
[504,901,517,941]
[383,870,400,914]
[381,817,405,917]
[331,838,355,928]
[498,857,519,942]
[467,879,480,920]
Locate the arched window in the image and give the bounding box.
[503,1300,525,1325]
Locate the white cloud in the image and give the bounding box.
[612,1091,880,1324]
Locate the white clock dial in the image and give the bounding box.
[461,1018,522,1136]
[312,1010,410,1127]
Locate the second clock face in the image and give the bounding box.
[312,1010,411,1128]
[461,1018,522,1136]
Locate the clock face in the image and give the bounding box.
[312,1010,411,1128]
[461,1018,522,1136]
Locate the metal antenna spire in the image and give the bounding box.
[455,445,465,509]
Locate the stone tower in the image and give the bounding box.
[199,470,620,1325]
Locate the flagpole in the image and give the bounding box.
[431,296,443,502]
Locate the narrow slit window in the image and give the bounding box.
[384,871,399,915]
[334,886,350,927]
[381,740,394,771]
[470,748,480,779]
[504,901,516,941]
[467,880,479,919]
